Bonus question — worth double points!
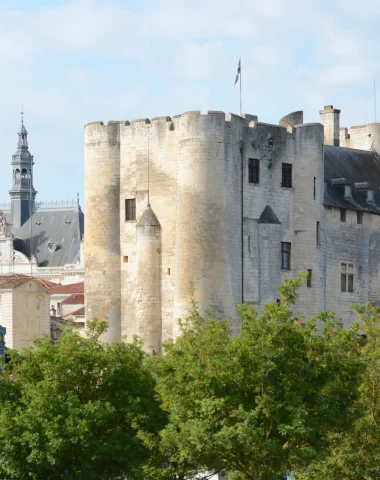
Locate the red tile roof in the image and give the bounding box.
[49,282,84,294]
[0,277,30,289]
[0,274,59,288]
[61,293,84,305]
[62,306,85,318]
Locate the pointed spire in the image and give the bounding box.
[17,108,28,149]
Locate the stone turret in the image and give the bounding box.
[9,115,37,228]
[84,121,121,343]
[135,205,162,353]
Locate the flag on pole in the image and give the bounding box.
[234,58,241,85]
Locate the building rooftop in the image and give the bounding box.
[49,282,84,294]
[324,146,380,213]
[61,293,84,305]
[2,205,84,267]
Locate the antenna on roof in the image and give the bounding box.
[374,78,377,123]
[147,125,150,207]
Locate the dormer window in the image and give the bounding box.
[344,184,352,198]
[367,189,375,203]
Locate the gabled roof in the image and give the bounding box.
[61,293,84,305]
[62,306,85,318]
[49,282,84,294]
[324,146,380,213]
[0,274,56,291]
[0,276,49,292]
[258,205,281,224]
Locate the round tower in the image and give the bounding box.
[135,205,162,353]
[173,111,242,336]
[84,121,121,342]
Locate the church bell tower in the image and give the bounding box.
[9,113,37,228]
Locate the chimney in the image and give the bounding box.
[320,105,341,146]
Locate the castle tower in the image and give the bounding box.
[84,121,121,343]
[9,115,37,228]
[135,205,162,353]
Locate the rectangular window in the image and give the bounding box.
[341,273,347,292]
[307,269,312,288]
[341,262,354,292]
[348,275,354,292]
[281,242,291,270]
[316,221,320,246]
[248,235,251,252]
[125,199,136,221]
[357,211,363,224]
[123,256,129,263]
[248,158,260,184]
[340,208,346,222]
[313,177,316,200]
[281,163,293,188]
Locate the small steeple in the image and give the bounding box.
[17,107,28,150]
[9,111,37,229]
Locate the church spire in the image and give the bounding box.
[17,107,28,150]
[9,112,37,229]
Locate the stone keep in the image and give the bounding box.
[85,110,326,348]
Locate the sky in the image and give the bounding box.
[0,0,379,206]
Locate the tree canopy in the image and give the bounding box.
[0,319,163,480]
[149,276,363,480]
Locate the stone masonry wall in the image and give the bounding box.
[85,109,380,349]
[84,121,121,343]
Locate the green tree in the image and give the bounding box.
[0,319,163,480]
[150,275,362,480]
[295,303,380,480]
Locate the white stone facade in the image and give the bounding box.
[0,279,50,349]
[85,107,380,350]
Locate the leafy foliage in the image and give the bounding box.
[295,303,380,480]
[0,319,163,480]
[150,275,362,480]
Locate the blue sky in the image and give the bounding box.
[0,0,379,205]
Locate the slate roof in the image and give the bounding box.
[258,205,281,224]
[4,206,84,267]
[324,146,380,214]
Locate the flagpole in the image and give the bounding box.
[240,56,242,116]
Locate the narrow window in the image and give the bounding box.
[367,189,375,203]
[313,177,316,200]
[340,208,346,222]
[281,163,293,188]
[357,211,363,224]
[167,268,171,275]
[348,275,354,292]
[316,221,320,246]
[248,158,260,184]
[281,242,291,270]
[123,256,129,263]
[125,199,136,221]
[248,235,251,252]
[341,262,354,292]
[307,269,312,288]
[324,181,328,196]
[344,185,352,198]
[341,274,347,292]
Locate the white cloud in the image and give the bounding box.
[0,0,379,201]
